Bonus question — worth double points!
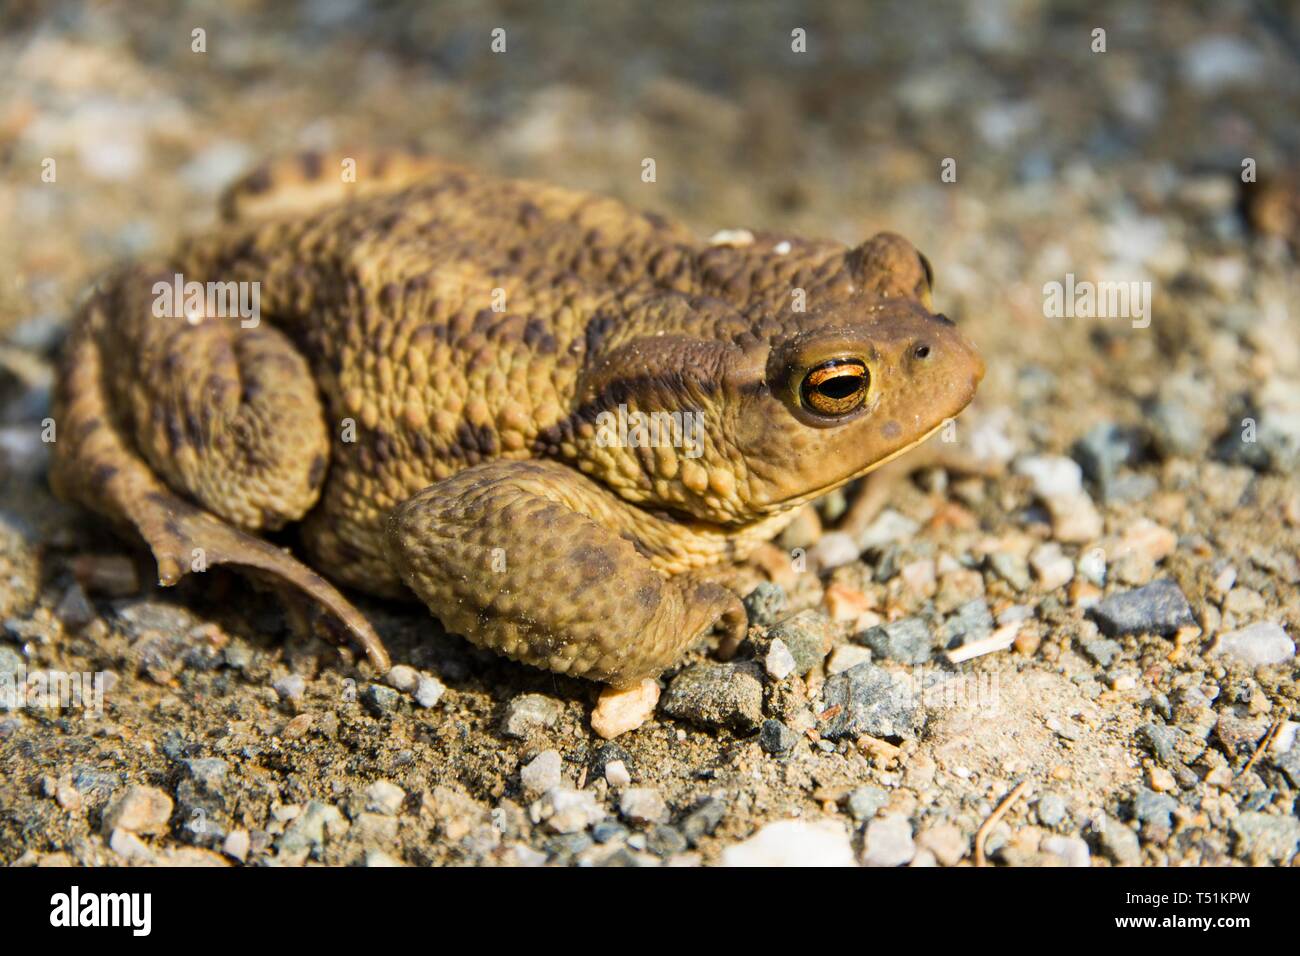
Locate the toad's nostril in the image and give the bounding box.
[913,343,931,360]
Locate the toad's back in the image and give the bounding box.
[163,158,862,586]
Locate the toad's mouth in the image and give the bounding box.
[756,416,951,517]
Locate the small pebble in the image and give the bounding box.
[384,664,420,693]
[618,787,669,825]
[1042,835,1090,867]
[809,531,860,571]
[742,582,786,627]
[521,750,563,797]
[222,829,251,862]
[659,662,764,733]
[858,617,932,664]
[414,675,446,708]
[364,780,406,816]
[1213,622,1294,666]
[101,785,173,836]
[764,638,797,680]
[604,759,632,788]
[272,674,306,703]
[502,694,563,738]
[591,678,659,739]
[1029,542,1074,590]
[758,719,798,755]
[861,813,915,867]
[721,819,854,867]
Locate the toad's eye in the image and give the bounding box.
[799,358,870,416]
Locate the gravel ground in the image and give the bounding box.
[1,0,1298,867]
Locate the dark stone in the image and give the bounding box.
[858,617,932,664]
[742,582,787,628]
[361,683,401,716]
[680,797,727,846]
[660,662,763,733]
[758,719,798,755]
[819,663,920,741]
[1089,579,1194,637]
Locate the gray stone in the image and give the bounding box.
[1081,636,1122,668]
[1096,815,1141,865]
[846,786,889,822]
[988,552,1031,591]
[181,758,228,791]
[646,824,688,857]
[1072,422,1144,491]
[680,798,726,846]
[659,662,764,733]
[1137,723,1181,766]
[1036,792,1068,827]
[819,663,920,740]
[758,719,798,755]
[1146,378,1210,459]
[501,694,563,738]
[1089,579,1194,637]
[941,599,995,648]
[767,610,834,673]
[1271,747,1300,788]
[861,813,915,867]
[361,683,400,716]
[1231,812,1300,863]
[742,582,786,628]
[592,820,629,844]
[1133,788,1177,829]
[858,617,932,664]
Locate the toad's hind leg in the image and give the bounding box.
[50,268,390,671]
[386,459,745,687]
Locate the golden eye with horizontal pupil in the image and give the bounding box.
[800,358,870,416]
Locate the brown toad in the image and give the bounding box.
[51,153,983,688]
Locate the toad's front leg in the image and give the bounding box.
[385,459,745,687]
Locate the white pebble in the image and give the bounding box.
[1213,622,1295,666]
[721,819,855,867]
[764,638,797,680]
[414,675,446,708]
